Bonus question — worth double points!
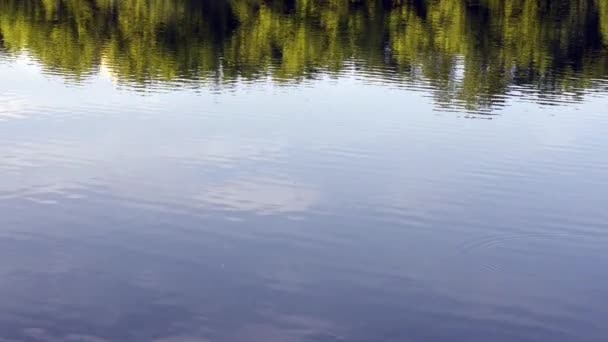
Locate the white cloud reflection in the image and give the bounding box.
[197,178,319,214]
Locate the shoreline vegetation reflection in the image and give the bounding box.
[1,0,608,111]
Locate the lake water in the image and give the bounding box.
[1,0,608,341]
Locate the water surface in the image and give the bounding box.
[1,1,608,341]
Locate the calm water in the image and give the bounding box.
[1,0,608,341]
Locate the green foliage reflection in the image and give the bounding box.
[1,0,606,110]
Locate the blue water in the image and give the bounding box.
[1,1,608,341]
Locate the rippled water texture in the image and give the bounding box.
[1,0,608,341]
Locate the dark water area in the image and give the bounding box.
[1,0,608,341]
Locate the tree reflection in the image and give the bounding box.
[1,0,607,110]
